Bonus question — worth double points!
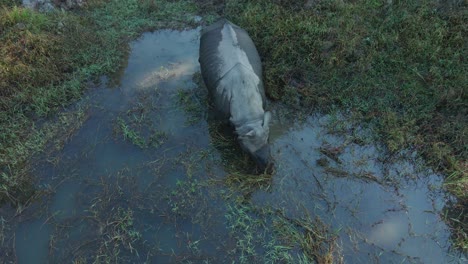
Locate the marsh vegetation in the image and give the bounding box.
[0,0,466,262]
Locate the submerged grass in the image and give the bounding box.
[224,202,341,263]
[60,168,148,262]
[0,0,197,205]
[197,0,467,249]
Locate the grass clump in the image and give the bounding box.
[176,84,208,126]
[272,212,341,264]
[216,0,467,249]
[0,0,20,8]
[113,90,168,149]
[115,113,168,149]
[167,179,204,219]
[65,169,147,262]
[224,203,341,263]
[116,117,147,148]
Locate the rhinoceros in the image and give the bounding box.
[199,19,273,172]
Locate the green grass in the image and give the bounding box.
[201,0,468,249]
[223,202,339,263]
[176,85,207,125]
[0,0,197,204]
[73,169,145,262]
[116,117,147,148]
[114,90,168,149]
[223,0,466,168]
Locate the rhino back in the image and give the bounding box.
[199,20,265,105]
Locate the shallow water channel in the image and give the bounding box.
[4,28,466,263]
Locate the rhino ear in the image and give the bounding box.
[236,125,255,137]
[263,111,272,128]
[245,129,256,137]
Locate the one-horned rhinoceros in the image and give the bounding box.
[199,19,273,172]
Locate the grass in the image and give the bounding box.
[272,211,341,264]
[0,0,197,205]
[176,83,207,126]
[116,117,147,148]
[114,89,169,149]
[68,169,147,263]
[222,0,466,169]
[0,0,466,259]
[224,202,340,263]
[196,0,467,250]
[167,178,204,219]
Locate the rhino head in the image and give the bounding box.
[235,111,273,173]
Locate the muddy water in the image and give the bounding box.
[257,114,462,263]
[7,29,465,263]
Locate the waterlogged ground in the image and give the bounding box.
[1,28,466,263]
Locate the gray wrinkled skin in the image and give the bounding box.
[199,19,272,171]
